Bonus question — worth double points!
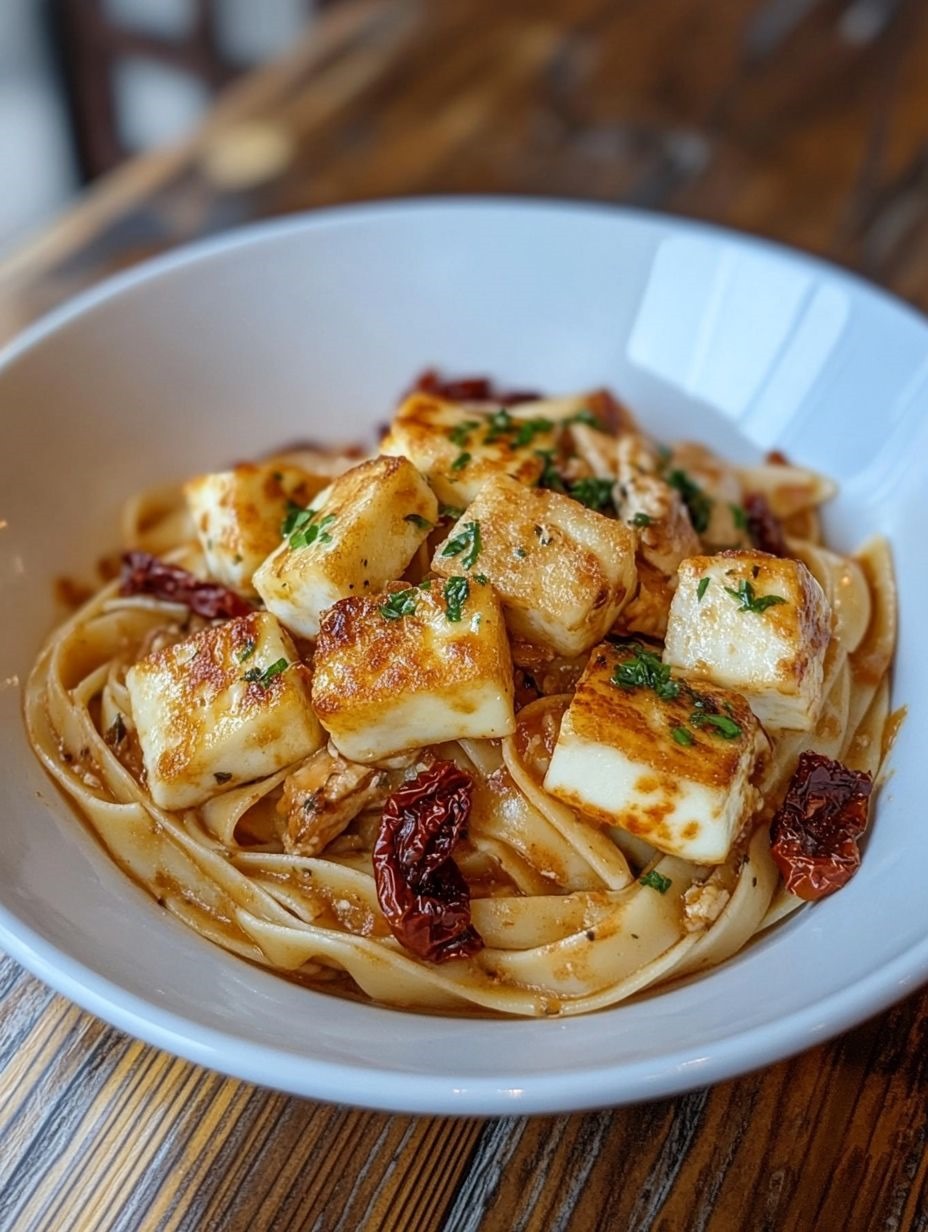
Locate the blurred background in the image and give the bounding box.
[0,0,320,252]
[1,0,926,320]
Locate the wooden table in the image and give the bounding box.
[2,1,927,1227]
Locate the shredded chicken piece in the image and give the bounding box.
[567,423,618,480]
[613,560,676,640]
[615,435,700,574]
[669,441,748,549]
[278,745,389,856]
[682,881,731,932]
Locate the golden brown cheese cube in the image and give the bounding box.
[126,611,323,810]
[184,463,322,595]
[663,551,832,731]
[312,578,515,762]
[253,455,437,639]
[544,641,767,864]
[430,474,637,657]
[379,392,560,505]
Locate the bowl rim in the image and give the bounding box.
[2,196,926,1115]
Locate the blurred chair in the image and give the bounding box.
[48,0,322,180]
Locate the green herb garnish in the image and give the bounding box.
[569,477,615,513]
[690,711,742,739]
[515,546,528,558]
[236,639,256,662]
[379,588,421,620]
[243,658,289,688]
[513,417,554,447]
[404,513,433,530]
[667,468,712,534]
[439,504,465,520]
[483,408,514,443]
[567,407,604,430]
[448,419,480,447]
[440,520,482,569]
[443,576,470,622]
[288,511,335,550]
[723,579,787,614]
[281,501,311,537]
[640,870,672,893]
[450,451,471,472]
[730,503,748,531]
[631,512,652,528]
[671,725,694,747]
[611,645,680,701]
[696,577,710,602]
[535,449,566,493]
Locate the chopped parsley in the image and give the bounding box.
[514,417,554,447]
[723,579,787,614]
[243,658,289,688]
[667,468,712,534]
[288,511,335,550]
[569,477,615,513]
[631,512,652,528]
[439,503,465,520]
[566,407,605,430]
[440,520,482,569]
[236,639,256,662]
[474,573,489,585]
[448,419,480,446]
[611,645,680,701]
[450,451,471,472]
[214,771,232,784]
[404,513,433,530]
[535,449,566,493]
[483,407,514,443]
[640,870,672,894]
[696,577,710,602]
[281,500,310,536]
[730,503,748,531]
[690,711,742,739]
[379,588,421,620]
[515,546,528,558]
[443,576,470,622]
[671,725,694,747]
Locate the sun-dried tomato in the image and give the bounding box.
[410,369,540,405]
[744,492,787,557]
[372,761,483,963]
[119,551,252,619]
[770,751,873,901]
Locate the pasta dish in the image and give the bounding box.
[25,373,896,1017]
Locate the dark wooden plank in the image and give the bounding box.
[2,1,928,1229]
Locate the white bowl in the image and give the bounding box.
[1,200,925,1115]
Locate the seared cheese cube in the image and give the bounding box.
[253,456,436,639]
[126,611,323,810]
[312,578,515,762]
[431,475,637,657]
[380,392,559,505]
[184,463,321,595]
[544,642,767,864]
[663,551,832,731]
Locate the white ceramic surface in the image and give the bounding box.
[0,200,925,1116]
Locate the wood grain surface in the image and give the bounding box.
[2,1,928,1228]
